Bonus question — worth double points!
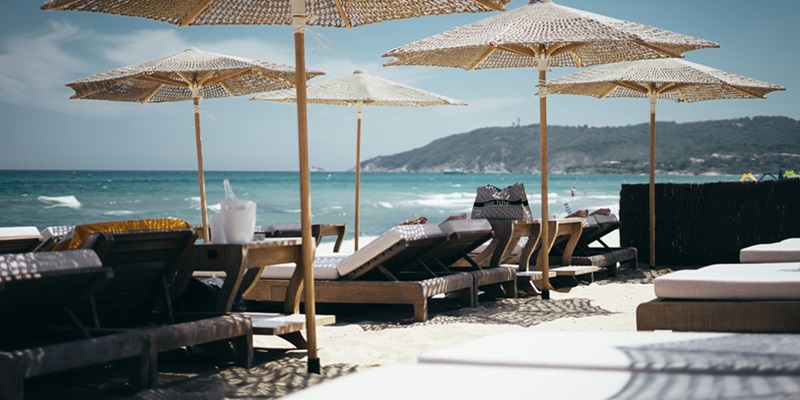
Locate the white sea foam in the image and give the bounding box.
[378,202,394,209]
[401,192,474,209]
[38,195,81,209]
[104,210,135,216]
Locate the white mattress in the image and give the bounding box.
[0,226,41,238]
[260,224,445,280]
[740,238,800,263]
[654,262,800,300]
[260,255,346,280]
[335,224,443,276]
[438,218,492,236]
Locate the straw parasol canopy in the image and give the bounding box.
[66,47,323,244]
[382,0,718,298]
[252,69,466,250]
[43,0,510,374]
[547,58,785,266]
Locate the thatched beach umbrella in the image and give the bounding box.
[43,0,509,373]
[252,69,466,250]
[382,0,718,298]
[65,47,323,243]
[547,58,785,266]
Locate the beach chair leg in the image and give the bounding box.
[233,333,254,368]
[0,354,24,400]
[127,351,151,392]
[146,339,159,389]
[413,301,428,322]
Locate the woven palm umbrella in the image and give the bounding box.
[66,47,323,243]
[382,0,718,298]
[42,0,509,373]
[252,69,466,250]
[547,58,785,266]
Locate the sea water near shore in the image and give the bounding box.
[0,170,735,242]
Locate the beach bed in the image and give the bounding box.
[739,237,800,263]
[637,262,800,332]
[282,330,800,399]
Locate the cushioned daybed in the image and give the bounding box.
[637,262,800,332]
[282,330,800,400]
[739,238,800,263]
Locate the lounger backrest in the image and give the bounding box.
[52,218,191,251]
[432,219,494,268]
[0,226,43,254]
[338,224,446,280]
[75,228,197,328]
[578,213,620,246]
[0,250,110,343]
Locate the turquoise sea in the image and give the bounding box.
[0,170,736,244]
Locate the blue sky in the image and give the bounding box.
[0,0,795,171]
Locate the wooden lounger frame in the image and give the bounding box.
[636,298,800,333]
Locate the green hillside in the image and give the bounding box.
[361,116,800,175]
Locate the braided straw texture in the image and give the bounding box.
[383,0,719,70]
[42,0,510,28]
[253,69,466,107]
[67,48,324,103]
[547,59,785,103]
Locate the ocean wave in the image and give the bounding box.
[38,195,81,209]
[378,202,394,209]
[399,192,474,208]
[104,210,135,216]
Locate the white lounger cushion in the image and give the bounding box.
[260,255,346,280]
[438,218,492,236]
[335,224,443,276]
[740,238,800,263]
[0,226,41,238]
[260,224,444,280]
[654,262,800,300]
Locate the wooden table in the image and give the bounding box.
[185,238,335,347]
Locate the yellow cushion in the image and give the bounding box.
[53,218,191,251]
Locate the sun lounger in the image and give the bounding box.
[552,212,638,276]
[428,219,517,301]
[740,237,800,263]
[237,224,475,322]
[545,218,602,282]
[283,330,800,400]
[34,225,73,252]
[0,226,42,254]
[60,222,254,387]
[637,262,800,332]
[0,250,150,400]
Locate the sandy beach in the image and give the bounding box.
[23,232,673,399]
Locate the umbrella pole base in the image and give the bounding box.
[308,358,321,374]
[541,290,550,300]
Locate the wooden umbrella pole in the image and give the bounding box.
[354,104,363,251]
[191,89,210,243]
[649,92,657,267]
[292,0,319,374]
[538,55,551,299]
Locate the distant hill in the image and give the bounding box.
[360,116,800,175]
